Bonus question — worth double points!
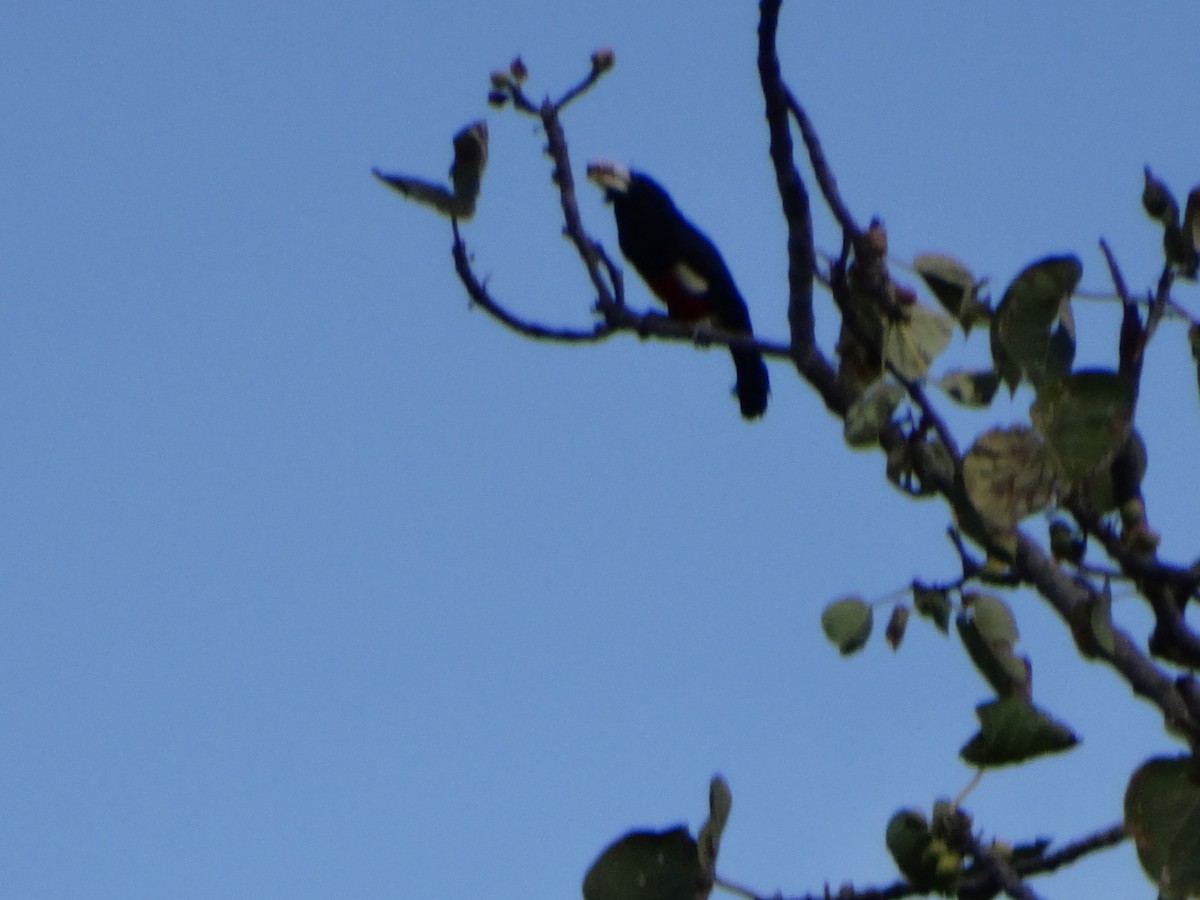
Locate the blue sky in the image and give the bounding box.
[3,2,1198,898]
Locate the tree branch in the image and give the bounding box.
[964,836,1043,900]
[1014,824,1125,877]
[743,823,1126,900]
[1014,531,1199,737]
[537,97,624,316]
[784,87,861,245]
[450,221,616,342]
[757,0,849,418]
[452,218,807,360]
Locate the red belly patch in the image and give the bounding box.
[646,266,712,321]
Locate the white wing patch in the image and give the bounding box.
[672,262,709,295]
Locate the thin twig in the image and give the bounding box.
[451,221,614,343]
[553,54,611,110]
[1144,262,1176,352]
[1100,238,1145,385]
[1013,824,1125,877]
[452,220,799,356]
[537,98,621,314]
[1099,238,1132,305]
[784,87,861,243]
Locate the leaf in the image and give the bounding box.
[937,369,1000,408]
[582,827,704,900]
[886,809,937,890]
[449,120,489,213]
[965,592,1019,646]
[913,253,989,333]
[1184,187,1200,279]
[960,697,1079,767]
[821,596,873,656]
[1030,369,1135,484]
[1143,167,1179,226]
[371,172,457,213]
[885,603,910,650]
[1069,576,1117,660]
[990,255,1081,392]
[844,379,904,448]
[961,426,1057,533]
[957,594,1029,697]
[883,301,954,380]
[912,581,952,634]
[373,120,488,219]
[1125,755,1200,899]
[697,776,732,880]
[1090,578,1117,655]
[1191,325,1200,404]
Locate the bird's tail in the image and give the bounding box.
[731,347,769,420]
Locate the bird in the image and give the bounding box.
[587,160,769,420]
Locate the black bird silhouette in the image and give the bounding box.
[588,160,769,419]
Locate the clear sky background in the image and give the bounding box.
[4,3,1199,898]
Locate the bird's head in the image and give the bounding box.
[586,158,632,200]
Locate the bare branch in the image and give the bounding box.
[784,87,861,243]
[537,98,622,315]
[553,49,614,110]
[451,221,615,343]
[1100,238,1145,385]
[1144,261,1176,352]
[452,219,802,360]
[1019,825,1126,878]
[757,0,849,417]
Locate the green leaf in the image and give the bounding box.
[883,301,954,380]
[885,603,910,650]
[1125,756,1200,899]
[1030,369,1135,484]
[697,776,732,879]
[372,171,457,213]
[956,594,1029,697]
[937,368,1000,408]
[912,581,952,634]
[886,809,937,890]
[821,596,873,656]
[1143,167,1179,226]
[1073,428,1147,515]
[448,120,489,213]
[990,255,1081,392]
[373,120,488,219]
[913,253,973,314]
[1184,187,1200,244]
[844,379,904,448]
[1183,187,1200,279]
[1090,579,1116,656]
[966,592,1019,646]
[960,697,1079,767]
[582,827,703,900]
[913,253,990,333]
[962,426,1057,533]
[1191,325,1200,404]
